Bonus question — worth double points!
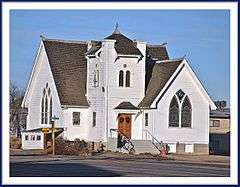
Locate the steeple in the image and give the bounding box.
[113,22,121,34]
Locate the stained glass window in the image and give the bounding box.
[41,83,53,124]
[176,89,185,103]
[169,96,179,127]
[181,96,192,128]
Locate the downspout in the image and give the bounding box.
[141,109,144,140]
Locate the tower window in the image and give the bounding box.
[126,70,130,87]
[119,70,124,87]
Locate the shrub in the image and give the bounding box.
[49,137,90,156]
[10,137,22,149]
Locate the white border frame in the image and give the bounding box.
[2,2,238,185]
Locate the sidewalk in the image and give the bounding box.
[10,149,230,166]
[168,154,230,166]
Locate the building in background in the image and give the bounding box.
[209,101,230,155]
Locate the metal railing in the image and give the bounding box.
[110,128,135,154]
[143,129,166,153]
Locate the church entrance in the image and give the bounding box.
[118,114,132,138]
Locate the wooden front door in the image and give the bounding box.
[118,114,132,139]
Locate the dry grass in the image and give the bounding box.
[46,138,90,156]
[10,137,22,149]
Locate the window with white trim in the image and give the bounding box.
[145,113,149,126]
[169,96,180,127]
[37,135,41,141]
[93,112,96,127]
[126,70,130,87]
[73,112,80,126]
[25,135,29,141]
[168,90,192,128]
[119,70,124,87]
[41,83,53,124]
[181,96,192,128]
[210,120,220,127]
[93,70,99,87]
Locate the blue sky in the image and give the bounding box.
[10,10,230,105]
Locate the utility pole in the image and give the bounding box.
[51,115,59,156]
[51,120,55,156]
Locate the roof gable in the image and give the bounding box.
[43,39,89,106]
[139,59,183,108]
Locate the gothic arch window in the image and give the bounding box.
[168,90,192,128]
[181,96,192,128]
[41,83,53,124]
[126,70,130,87]
[169,96,179,127]
[119,70,124,87]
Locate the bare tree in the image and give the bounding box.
[9,82,26,137]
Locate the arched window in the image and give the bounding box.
[126,70,130,87]
[181,96,192,128]
[119,70,124,87]
[50,97,52,121]
[41,96,44,124]
[44,94,48,124]
[41,84,53,124]
[169,96,179,127]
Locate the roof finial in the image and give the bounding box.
[40,35,46,40]
[113,22,120,34]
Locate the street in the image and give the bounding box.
[10,154,230,177]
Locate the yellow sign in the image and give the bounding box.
[42,128,50,133]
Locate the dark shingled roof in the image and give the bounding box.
[210,109,230,119]
[85,41,102,56]
[146,45,169,61]
[115,102,139,110]
[105,33,142,56]
[139,59,183,108]
[43,39,89,106]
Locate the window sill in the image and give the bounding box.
[168,127,192,129]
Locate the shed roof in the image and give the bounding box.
[210,109,230,119]
[115,102,139,110]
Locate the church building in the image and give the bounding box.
[21,25,216,154]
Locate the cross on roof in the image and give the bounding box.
[113,22,121,34]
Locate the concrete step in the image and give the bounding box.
[131,139,160,154]
[107,138,160,154]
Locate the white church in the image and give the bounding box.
[21,25,216,154]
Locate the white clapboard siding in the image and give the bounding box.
[25,43,63,131]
